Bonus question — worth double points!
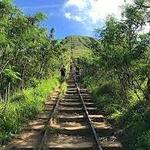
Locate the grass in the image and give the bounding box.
[80,59,150,150]
[84,78,150,150]
[60,35,94,59]
[0,75,62,145]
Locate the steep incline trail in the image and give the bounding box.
[7,78,123,150]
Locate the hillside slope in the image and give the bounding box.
[60,35,97,58]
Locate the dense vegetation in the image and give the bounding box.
[0,77,60,145]
[79,0,150,149]
[0,0,149,149]
[0,0,68,145]
[0,0,66,99]
[0,1,91,144]
[60,35,95,58]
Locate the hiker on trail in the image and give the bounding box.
[70,61,75,78]
[75,65,81,83]
[60,65,66,81]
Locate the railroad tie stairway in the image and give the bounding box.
[7,79,123,150]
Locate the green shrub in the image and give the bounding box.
[137,131,150,150]
[29,77,40,88]
[0,75,60,145]
[10,93,26,102]
[81,62,150,150]
[97,82,116,95]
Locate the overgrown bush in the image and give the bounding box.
[0,76,60,145]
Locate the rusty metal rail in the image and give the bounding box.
[38,88,61,149]
[41,79,103,150]
[75,81,103,150]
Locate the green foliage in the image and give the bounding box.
[60,35,94,59]
[60,82,67,96]
[0,76,60,145]
[10,92,26,102]
[0,0,65,97]
[3,67,21,83]
[29,77,40,88]
[80,0,150,149]
[137,131,150,150]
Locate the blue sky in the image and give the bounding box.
[13,0,131,39]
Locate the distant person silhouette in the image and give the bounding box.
[75,65,81,83]
[70,61,75,78]
[60,65,66,81]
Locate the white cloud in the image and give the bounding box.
[64,0,133,24]
[64,0,148,35]
[89,0,124,23]
[64,0,87,10]
[65,12,72,19]
[64,0,149,35]
[64,12,84,23]
[139,23,150,34]
[143,23,150,33]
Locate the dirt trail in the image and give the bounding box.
[7,79,123,150]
